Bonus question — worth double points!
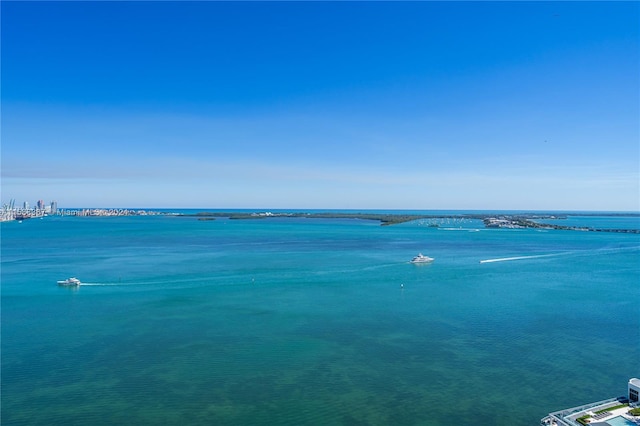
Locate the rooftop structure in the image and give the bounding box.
[630,378,640,404]
[541,378,640,426]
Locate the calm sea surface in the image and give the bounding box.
[2,212,639,425]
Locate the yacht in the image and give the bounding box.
[410,253,434,264]
[57,277,81,286]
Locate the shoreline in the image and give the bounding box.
[180,211,640,233]
[2,208,639,233]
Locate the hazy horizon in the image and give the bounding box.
[2,2,639,211]
[6,204,640,215]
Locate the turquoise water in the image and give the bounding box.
[606,416,637,426]
[2,213,639,425]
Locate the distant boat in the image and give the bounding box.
[410,253,434,264]
[57,277,81,286]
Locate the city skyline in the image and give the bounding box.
[2,2,639,211]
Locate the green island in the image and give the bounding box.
[183,211,640,233]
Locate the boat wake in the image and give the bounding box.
[79,280,188,286]
[480,245,639,264]
[479,253,565,264]
[78,282,122,286]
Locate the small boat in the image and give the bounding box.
[410,253,434,264]
[57,277,81,286]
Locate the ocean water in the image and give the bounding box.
[2,212,639,425]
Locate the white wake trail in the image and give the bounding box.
[78,282,120,286]
[479,246,639,264]
[479,254,562,264]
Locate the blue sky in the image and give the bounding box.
[2,1,638,210]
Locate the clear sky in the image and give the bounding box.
[2,1,639,210]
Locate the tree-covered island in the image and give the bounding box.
[182,211,640,233]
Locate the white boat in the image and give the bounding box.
[57,277,81,286]
[410,253,434,264]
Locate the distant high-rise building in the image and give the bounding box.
[50,201,58,214]
[37,200,45,210]
[23,201,29,210]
